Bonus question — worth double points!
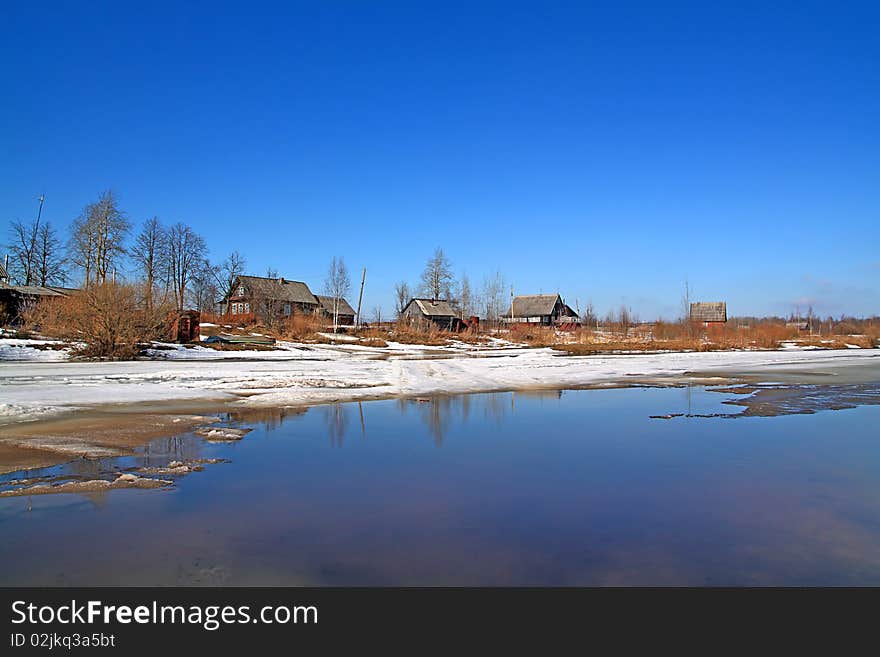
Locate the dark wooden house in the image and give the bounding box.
[0,282,74,326]
[218,275,320,322]
[690,302,727,324]
[400,298,462,330]
[502,294,578,325]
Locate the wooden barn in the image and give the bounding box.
[315,295,357,326]
[690,302,727,324]
[502,294,578,326]
[218,275,320,322]
[400,298,462,330]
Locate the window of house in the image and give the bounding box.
[244,302,250,313]
[283,303,291,316]
[237,285,245,296]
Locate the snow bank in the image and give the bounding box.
[1,344,877,425]
[0,339,71,362]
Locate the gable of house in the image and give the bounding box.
[690,302,727,323]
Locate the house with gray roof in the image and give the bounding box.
[220,275,320,320]
[316,295,357,326]
[400,298,461,330]
[502,294,578,325]
[0,281,75,325]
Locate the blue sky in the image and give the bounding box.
[2,1,878,318]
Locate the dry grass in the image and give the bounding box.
[277,314,323,341]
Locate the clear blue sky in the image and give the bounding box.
[2,1,878,318]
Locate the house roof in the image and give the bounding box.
[404,298,457,318]
[0,282,66,297]
[690,302,727,322]
[315,295,356,317]
[235,275,319,306]
[505,294,577,318]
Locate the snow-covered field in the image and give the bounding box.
[1,337,877,425]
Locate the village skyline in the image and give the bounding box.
[3,3,878,318]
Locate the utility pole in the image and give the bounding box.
[355,267,366,327]
[510,286,514,324]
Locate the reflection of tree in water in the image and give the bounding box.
[226,407,308,432]
[322,404,350,447]
[138,434,202,468]
[398,392,515,446]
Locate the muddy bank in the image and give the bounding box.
[0,407,225,475]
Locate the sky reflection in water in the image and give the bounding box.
[1,385,879,586]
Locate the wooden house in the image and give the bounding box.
[400,298,462,330]
[690,302,727,324]
[315,295,357,326]
[219,275,320,322]
[502,294,578,325]
[0,282,74,325]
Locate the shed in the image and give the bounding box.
[173,310,200,343]
[0,282,70,325]
[502,294,578,325]
[690,302,727,324]
[400,298,462,330]
[315,295,357,326]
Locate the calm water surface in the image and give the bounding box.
[2,385,880,585]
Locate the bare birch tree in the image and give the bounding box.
[420,247,453,300]
[457,273,473,318]
[480,271,507,323]
[167,222,207,311]
[68,191,129,285]
[130,217,168,310]
[324,256,351,332]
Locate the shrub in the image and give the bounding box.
[19,282,173,359]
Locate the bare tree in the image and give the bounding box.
[324,256,351,332]
[581,300,598,328]
[130,217,168,310]
[213,251,247,315]
[167,222,207,311]
[191,259,221,313]
[394,281,410,318]
[35,222,66,286]
[457,273,473,318]
[420,247,454,300]
[371,305,383,324]
[68,191,129,286]
[6,217,42,285]
[681,278,694,337]
[480,271,507,323]
[251,267,282,326]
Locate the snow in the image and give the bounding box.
[0,339,71,362]
[1,342,877,425]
